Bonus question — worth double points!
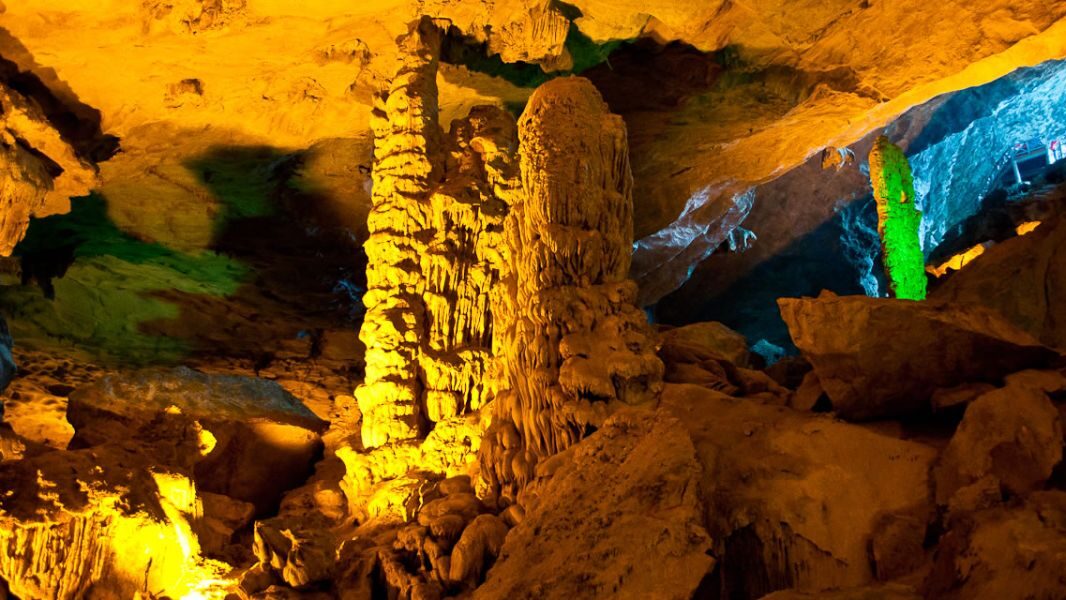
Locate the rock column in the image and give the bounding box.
[356,19,444,449]
[481,77,664,496]
[869,135,927,300]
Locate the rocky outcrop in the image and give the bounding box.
[925,491,1066,598]
[869,136,927,300]
[0,409,235,599]
[779,293,1061,420]
[933,203,1066,350]
[0,82,96,255]
[663,384,937,597]
[480,76,664,497]
[933,379,1063,511]
[475,407,714,600]
[659,321,751,368]
[67,366,328,513]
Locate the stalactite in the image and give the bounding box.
[480,77,664,499]
[0,83,97,256]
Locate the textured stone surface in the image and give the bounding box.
[925,491,1066,598]
[663,384,936,597]
[934,382,1063,508]
[67,366,328,513]
[934,200,1066,351]
[779,294,1061,420]
[480,76,663,497]
[0,82,96,255]
[475,407,713,600]
[0,413,234,599]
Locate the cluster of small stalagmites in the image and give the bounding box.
[0,82,96,256]
[480,77,664,497]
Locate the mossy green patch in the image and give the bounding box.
[0,192,249,364]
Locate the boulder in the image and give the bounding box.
[933,383,1063,508]
[659,321,751,367]
[778,294,1061,420]
[933,211,1066,350]
[474,407,714,600]
[663,384,937,597]
[447,514,509,586]
[0,414,231,599]
[924,491,1066,598]
[67,366,329,513]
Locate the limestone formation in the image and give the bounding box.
[67,367,329,513]
[933,381,1063,509]
[663,384,937,596]
[0,82,96,256]
[868,136,927,300]
[355,18,519,452]
[475,407,713,600]
[356,18,444,449]
[339,21,525,533]
[779,293,1061,420]
[480,77,664,497]
[925,492,1066,598]
[0,410,236,599]
[933,201,1066,350]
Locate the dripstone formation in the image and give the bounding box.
[869,135,927,300]
[480,77,664,497]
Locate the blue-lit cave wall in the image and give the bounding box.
[909,59,1066,255]
[653,59,1066,361]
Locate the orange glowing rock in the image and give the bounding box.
[926,242,991,278]
[0,83,97,256]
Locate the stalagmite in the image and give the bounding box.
[356,17,443,449]
[869,135,927,300]
[338,19,521,526]
[480,77,664,497]
[355,18,519,453]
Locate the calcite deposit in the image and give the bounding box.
[480,77,663,497]
[1,2,1066,599]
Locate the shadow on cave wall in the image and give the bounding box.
[0,145,366,366]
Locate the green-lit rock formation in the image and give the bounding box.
[869,136,927,300]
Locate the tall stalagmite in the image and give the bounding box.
[356,18,443,449]
[869,135,927,300]
[481,77,664,497]
[340,19,520,519]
